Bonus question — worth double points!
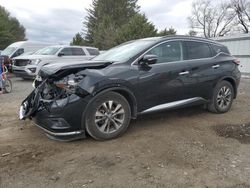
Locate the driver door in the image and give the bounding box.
[137,40,191,112]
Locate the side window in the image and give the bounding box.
[87,48,100,56]
[185,41,212,60]
[212,44,230,54]
[146,41,182,64]
[72,48,86,56]
[60,48,73,56]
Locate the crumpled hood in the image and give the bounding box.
[39,60,113,78]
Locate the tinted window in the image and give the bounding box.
[185,41,212,60]
[87,48,100,56]
[212,44,230,54]
[146,41,182,63]
[60,48,73,56]
[72,48,86,56]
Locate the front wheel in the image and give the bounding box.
[208,81,234,113]
[4,79,12,93]
[85,91,131,140]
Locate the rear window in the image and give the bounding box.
[185,41,212,60]
[211,44,230,54]
[87,48,100,56]
[72,48,86,56]
[60,48,86,56]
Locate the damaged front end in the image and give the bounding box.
[19,61,112,140]
[20,73,88,120]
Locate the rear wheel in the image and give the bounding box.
[85,91,131,140]
[208,81,234,113]
[4,79,12,93]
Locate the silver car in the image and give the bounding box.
[12,45,99,79]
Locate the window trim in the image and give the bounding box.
[131,39,230,66]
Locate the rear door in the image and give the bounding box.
[181,40,217,99]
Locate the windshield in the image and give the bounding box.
[92,40,156,62]
[1,47,17,56]
[35,46,61,55]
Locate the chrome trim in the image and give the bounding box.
[131,38,231,66]
[179,71,190,75]
[35,124,83,136]
[19,105,24,120]
[212,64,220,69]
[141,97,205,113]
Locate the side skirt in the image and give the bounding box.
[140,97,207,114]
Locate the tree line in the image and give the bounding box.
[1,0,250,50]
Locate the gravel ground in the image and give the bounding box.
[0,77,250,188]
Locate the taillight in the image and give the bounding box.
[233,59,240,65]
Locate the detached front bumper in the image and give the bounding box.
[19,83,90,140]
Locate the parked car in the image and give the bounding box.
[19,36,241,141]
[1,41,55,71]
[12,45,100,79]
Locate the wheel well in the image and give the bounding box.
[112,89,137,119]
[223,77,237,98]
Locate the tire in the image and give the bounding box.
[85,91,131,140]
[208,80,234,113]
[4,79,12,93]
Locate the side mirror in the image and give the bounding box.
[58,52,64,57]
[140,54,157,66]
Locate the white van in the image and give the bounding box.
[1,41,55,71]
[1,41,55,59]
[12,45,100,79]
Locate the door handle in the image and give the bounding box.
[212,64,220,69]
[179,71,190,75]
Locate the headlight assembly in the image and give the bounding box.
[29,59,41,65]
[54,74,85,93]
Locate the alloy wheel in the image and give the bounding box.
[95,100,125,134]
[216,86,232,109]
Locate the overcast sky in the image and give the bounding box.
[0,0,192,44]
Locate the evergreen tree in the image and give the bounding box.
[70,33,85,46]
[84,0,139,48]
[73,0,178,50]
[0,6,26,49]
[117,14,157,44]
[157,27,177,36]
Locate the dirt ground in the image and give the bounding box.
[0,77,250,188]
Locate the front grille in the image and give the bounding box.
[14,59,30,67]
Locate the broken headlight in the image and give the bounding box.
[54,74,85,93]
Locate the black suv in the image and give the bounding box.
[20,36,241,141]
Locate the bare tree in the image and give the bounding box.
[188,0,236,38]
[231,0,250,33]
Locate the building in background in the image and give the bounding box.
[214,34,250,74]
